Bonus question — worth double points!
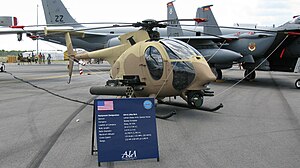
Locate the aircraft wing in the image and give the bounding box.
[0,26,76,35]
[0,25,122,39]
[0,27,27,34]
[173,35,239,41]
[0,25,122,51]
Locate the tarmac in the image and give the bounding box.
[0,62,300,168]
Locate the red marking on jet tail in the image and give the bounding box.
[167,2,173,6]
[203,7,211,11]
[13,17,18,26]
[194,18,207,23]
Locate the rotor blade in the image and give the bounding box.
[158,18,207,23]
[26,19,211,39]
[42,24,135,37]
[19,18,205,28]
[178,24,278,33]
[69,24,134,32]
[21,22,135,28]
[167,25,233,40]
[207,25,277,33]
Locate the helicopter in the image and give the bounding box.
[64,19,223,114]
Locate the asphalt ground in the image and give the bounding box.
[0,62,299,168]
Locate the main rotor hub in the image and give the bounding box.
[133,19,167,31]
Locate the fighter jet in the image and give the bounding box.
[0,0,298,87]
[0,0,243,80]
[167,3,300,88]
[0,0,137,50]
[42,0,244,79]
[166,2,245,79]
[196,5,300,84]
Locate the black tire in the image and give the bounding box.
[187,92,204,108]
[216,69,222,80]
[244,69,256,81]
[211,67,222,80]
[295,79,300,89]
[250,70,256,80]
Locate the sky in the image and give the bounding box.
[0,0,299,51]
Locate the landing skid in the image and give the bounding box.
[158,100,223,113]
[156,111,177,119]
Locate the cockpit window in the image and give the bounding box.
[144,46,164,80]
[159,39,196,91]
[290,16,300,24]
[160,39,201,60]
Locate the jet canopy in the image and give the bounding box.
[290,16,300,24]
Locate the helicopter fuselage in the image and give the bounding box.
[110,38,216,98]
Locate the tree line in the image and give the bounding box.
[0,50,30,57]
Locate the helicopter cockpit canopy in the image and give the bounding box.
[143,38,201,90]
[160,38,202,59]
[159,38,202,91]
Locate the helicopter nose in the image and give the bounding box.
[187,59,216,90]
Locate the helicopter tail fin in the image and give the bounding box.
[196,5,222,35]
[167,1,183,37]
[41,0,83,27]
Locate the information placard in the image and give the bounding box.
[94,98,159,163]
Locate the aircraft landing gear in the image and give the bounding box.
[157,99,223,113]
[211,67,222,80]
[0,62,5,72]
[187,92,204,108]
[295,79,300,89]
[244,69,256,81]
[156,90,223,115]
[216,69,222,80]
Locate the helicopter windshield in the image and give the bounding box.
[160,39,201,59]
[159,39,197,91]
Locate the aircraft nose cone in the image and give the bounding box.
[202,49,243,64]
[222,49,243,61]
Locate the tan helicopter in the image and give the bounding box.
[65,20,223,115]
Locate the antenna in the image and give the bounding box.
[36,4,39,57]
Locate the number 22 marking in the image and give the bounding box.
[55,15,64,23]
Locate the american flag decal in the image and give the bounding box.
[97,101,114,111]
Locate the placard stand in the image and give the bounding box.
[91,98,159,167]
[91,103,100,166]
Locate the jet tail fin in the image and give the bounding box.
[41,0,83,27]
[0,16,17,26]
[196,5,222,35]
[167,1,183,37]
